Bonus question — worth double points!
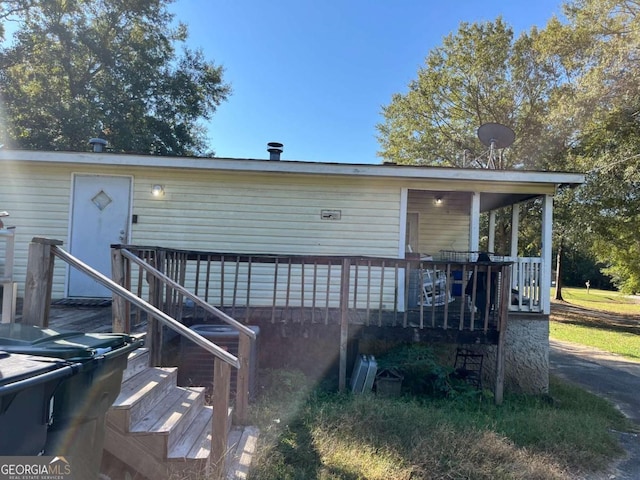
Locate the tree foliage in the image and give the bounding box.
[377,18,565,170]
[0,0,230,155]
[378,1,640,292]
[544,0,640,292]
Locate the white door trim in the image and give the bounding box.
[66,173,134,297]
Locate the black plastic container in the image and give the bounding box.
[0,324,143,479]
[0,351,79,455]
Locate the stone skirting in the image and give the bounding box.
[483,312,549,394]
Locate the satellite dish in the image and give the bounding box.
[477,123,515,149]
[476,123,515,169]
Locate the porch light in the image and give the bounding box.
[151,184,165,197]
[434,195,443,205]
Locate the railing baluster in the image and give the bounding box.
[312,261,318,323]
[484,265,492,333]
[392,262,399,326]
[324,262,332,325]
[220,254,226,307]
[300,260,306,323]
[430,266,436,328]
[285,258,292,320]
[353,262,359,310]
[378,261,385,327]
[245,256,252,323]
[271,257,279,323]
[365,260,372,326]
[418,266,424,329]
[459,264,467,330]
[443,263,451,329]
[232,256,240,317]
[469,264,478,331]
[193,254,201,319]
[205,254,211,304]
[403,262,410,328]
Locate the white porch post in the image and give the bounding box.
[488,210,496,253]
[397,188,409,312]
[511,204,520,289]
[510,204,519,258]
[470,192,481,253]
[399,188,408,258]
[540,194,553,314]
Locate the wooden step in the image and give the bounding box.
[168,404,213,461]
[108,366,178,432]
[226,426,260,480]
[129,386,206,458]
[122,348,149,382]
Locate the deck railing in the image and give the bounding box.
[118,246,515,401]
[505,256,542,312]
[20,238,245,479]
[0,227,16,323]
[117,245,519,334]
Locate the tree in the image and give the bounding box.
[376,18,565,170]
[0,1,33,40]
[539,0,640,293]
[0,0,230,155]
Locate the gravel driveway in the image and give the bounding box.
[549,302,640,480]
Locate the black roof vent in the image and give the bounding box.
[89,138,108,153]
[267,142,283,160]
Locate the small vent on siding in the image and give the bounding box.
[321,210,341,220]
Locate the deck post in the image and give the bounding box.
[235,332,251,424]
[1,227,16,323]
[211,358,231,480]
[339,258,351,392]
[22,238,62,327]
[147,249,165,366]
[494,265,512,405]
[111,247,130,333]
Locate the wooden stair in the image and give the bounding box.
[104,348,238,479]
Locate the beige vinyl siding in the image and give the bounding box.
[1,163,403,298]
[129,170,401,256]
[407,190,471,256]
[0,163,73,298]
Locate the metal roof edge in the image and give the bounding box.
[0,150,585,186]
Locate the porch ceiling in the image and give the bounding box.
[480,192,539,212]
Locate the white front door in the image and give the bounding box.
[68,174,132,297]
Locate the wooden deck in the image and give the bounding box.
[12,299,142,333]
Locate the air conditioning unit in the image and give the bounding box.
[178,324,260,399]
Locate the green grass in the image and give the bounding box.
[242,288,640,480]
[550,322,640,360]
[555,287,640,315]
[550,287,640,360]
[247,370,632,480]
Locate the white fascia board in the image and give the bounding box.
[0,150,585,186]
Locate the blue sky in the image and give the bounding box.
[176,1,565,163]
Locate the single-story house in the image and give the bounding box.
[0,147,585,394]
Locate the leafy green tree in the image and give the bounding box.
[0,1,31,40]
[0,0,230,155]
[377,18,564,170]
[540,0,640,292]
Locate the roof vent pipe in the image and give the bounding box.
[89,138,108,153]
[267,142,283,160]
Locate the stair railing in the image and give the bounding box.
[21,238,238,479]
[113,246,257,423]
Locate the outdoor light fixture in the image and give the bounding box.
[151,184,165,197]
[434,195,443,205]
